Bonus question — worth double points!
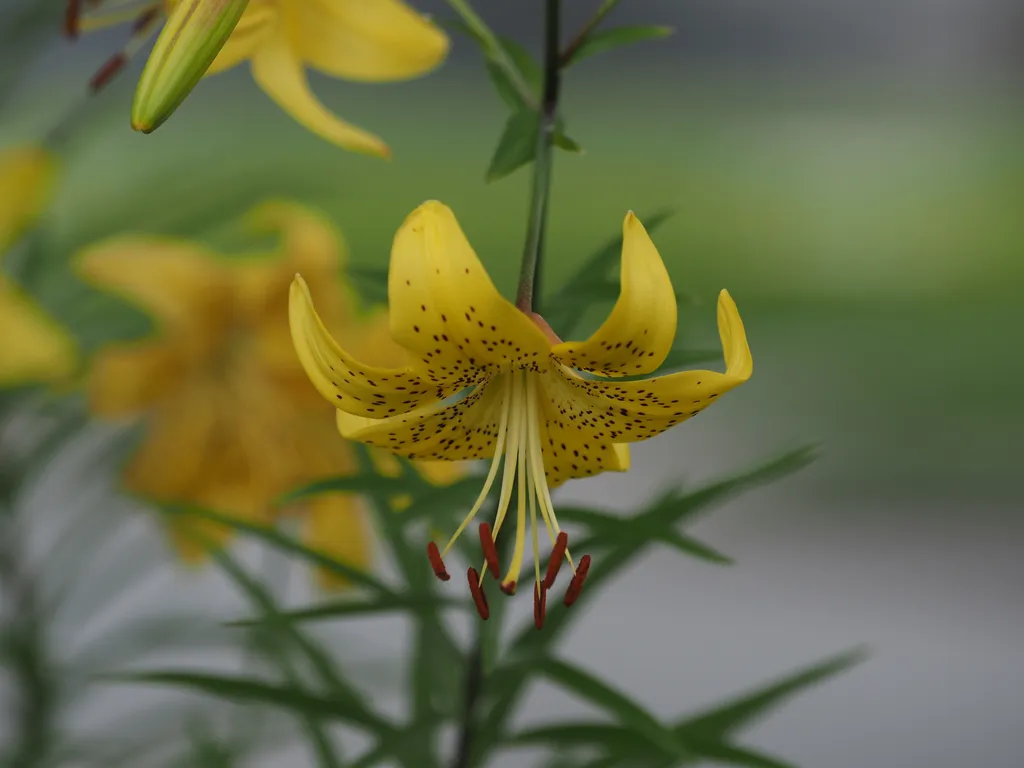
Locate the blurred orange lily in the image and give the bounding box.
[70,0,449,156]
[76,201,464,586]
[0,146,77,388]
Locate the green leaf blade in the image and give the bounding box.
[486,110,539,183]
[565,25,674,68]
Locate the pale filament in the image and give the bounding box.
[79,0,160,32]
[435,371,577,591]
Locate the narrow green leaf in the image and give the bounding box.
[276,472,419,506]
[485,60,527,111]
[528,658,690,758]
[554,132,585,154]
[104,671,391,731]
[441,1,534,106]
[478,448,821,754]
[676,648,868,739]
[228,594,466,627]
[498,36,541,93]
[556,507,732,565]
[564,25,674,68]
[486,110,539,183]
[159,504,394,596]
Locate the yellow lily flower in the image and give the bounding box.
[71,0,449,156]
[76,201,462,586]
[289,201,753,626]
[0,146,77,387]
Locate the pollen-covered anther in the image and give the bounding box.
[478,522,501,579]
[426,541,450,581]
[563,554,592,607]
[533,582,548,630]
[467,567,490,620]
[499,580,517,596]
[542,531,568,589]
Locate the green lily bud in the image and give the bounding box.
[131,0,250,134]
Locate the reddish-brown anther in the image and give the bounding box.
[467,567,490,620]
[533,582,548,630]
[543,531,568,589]
[89,54,127,92]
[563,554,592,607]
[478,522,501,579]
[499,580,517,596]
[426,541,450,581]
[64,0,82,38]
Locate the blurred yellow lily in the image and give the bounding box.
[290,201,753,624]
[76,201,462,586]
[71,0,449,156]
[0,146,77,388]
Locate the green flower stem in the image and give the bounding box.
[514,0,562,314]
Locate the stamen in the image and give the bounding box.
[467,567,490,620]
[89,54,127,91]
[65,0,82,38]
[439,375,512,557]
[499,374,529,588]
[564,554,592,607]
[543,531,568,589]
[478,522,500,579]
[533,582,547,630]
[426,541,450,581]
[87,4,162,92]
[500,580,517,595]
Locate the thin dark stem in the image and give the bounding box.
[514,0,562,314]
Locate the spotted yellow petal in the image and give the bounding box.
[551,212,676,376]
[75,236,228,329]
[289,274,445,416]
[284,0,448,82]
[539,407,631,489]
[0,277,76,386]
[551,290,752,442]
[303,491,372,590]
[335,379,505,461]
[387,201,550,384]
[0,145,55,255]
[87,341,186,417]
[250,27,390,157]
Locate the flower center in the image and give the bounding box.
[425,370,591,629]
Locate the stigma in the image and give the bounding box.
[426,371,591,629]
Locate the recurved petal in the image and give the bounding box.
[0,277,77,386]
[551,212,676,376]
[289,274,446,416]
[303,491,372,590]
[87,341,186,417]
[250,28,390,157]
[387,201,550,385]
[75,236,228,327]
[552,290,752,443]
[335,378,505,461]
[284,0,448,82]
